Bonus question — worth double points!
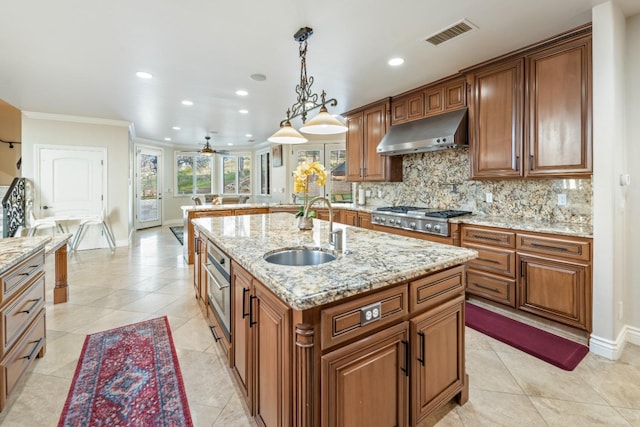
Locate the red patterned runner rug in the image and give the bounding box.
[58,317,193,426]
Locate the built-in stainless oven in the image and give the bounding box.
[203,239,231,341]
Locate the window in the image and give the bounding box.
[257,151,270,195]
[175,153,213,195]
[221,154,251,194]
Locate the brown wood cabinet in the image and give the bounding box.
[466,58,524,178]
[462,224,592,331]
[465,25,592,179]
[461,226,517,307]
[322,322,410,427]
[391,76,467,125]
[0,249,46,411]
[344,99,403,182]
[340,210,371,229]
[525,36,592,176]
[231,261,292,426]
[411,295,465,421]
[517,232,591,330]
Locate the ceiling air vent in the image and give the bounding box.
[426,19,477,46]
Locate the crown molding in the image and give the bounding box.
[22,111,130,128]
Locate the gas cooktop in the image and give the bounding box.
[375,207,472,219]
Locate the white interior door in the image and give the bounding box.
[37,146,105,219]
[135,146,162,229]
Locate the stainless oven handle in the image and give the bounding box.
[203,264,230,290]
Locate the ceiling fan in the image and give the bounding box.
[200,136,229,156]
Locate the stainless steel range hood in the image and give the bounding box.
[376,108,468,155]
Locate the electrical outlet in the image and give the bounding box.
[360,302,381,325]
[557,194,567,206]
[485,193,493,203]
[365,190,371,197]
[377,190,382,198]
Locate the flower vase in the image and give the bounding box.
[298,216,313,230]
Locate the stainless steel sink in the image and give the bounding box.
[264,248,337,266]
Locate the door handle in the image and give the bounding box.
[42,206,51,210]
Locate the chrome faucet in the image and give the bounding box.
[303,196,343,250]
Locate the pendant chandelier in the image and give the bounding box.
[268,27,347,144]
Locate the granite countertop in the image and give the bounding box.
[0,236,52,275]
[193,213,477,311]
[182,202,592,238]
[449,215,593,239]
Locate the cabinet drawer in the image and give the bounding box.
[321,284,408,350]
[517,233,591,262]
[236,208,269,215]
[410,265,464,313]
[1,273,45,357]
[1,251,45,305]
[463,243,515,277]
[462,227,515,248]
[0,310,45,411]
[466,270,516,307]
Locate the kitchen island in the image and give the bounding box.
[193,212,477,426]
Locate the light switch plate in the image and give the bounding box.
[557,194,567,206]
[485,193,493,203]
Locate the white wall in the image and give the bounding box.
[625,13,640,340]
[21,112,131,246]
[590,2,639,358]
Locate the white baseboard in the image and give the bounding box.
[590,324,640,360]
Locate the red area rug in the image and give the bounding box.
[58,317,193,426]
[465,302,589,371]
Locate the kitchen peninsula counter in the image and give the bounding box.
[0,236,51,274]
[192,213,477,310]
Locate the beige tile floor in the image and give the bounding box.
[1,226,639,426]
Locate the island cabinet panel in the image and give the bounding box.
[525,36,592,177]
[344,99,403,182]
[320,284,409,350]
[467,58,524,179]
[411,295,465,423]
[253,281,292,427]
[321,322,410,427]
[410,265,464,312]
[231,262,254,412]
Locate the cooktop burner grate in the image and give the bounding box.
[375,206,420,214]
[422,210,472,219]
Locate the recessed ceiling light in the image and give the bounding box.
[136,71,153,79]
[388,57,405,66]
[172,126,181,130]
[250,73,267,81]
[239,109,249,114]
[181,100,193,106]
[245,133,252,138]
[164,137,172,141]
[236,89,248,96]
[227,143,233,146]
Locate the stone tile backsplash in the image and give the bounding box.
[358,148,592,224]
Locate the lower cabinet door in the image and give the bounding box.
[253,282,292,427]
[411,295,465,424]
[321,322,409,427]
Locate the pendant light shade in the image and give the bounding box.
[299,106,347,135]
[267,120,308,144]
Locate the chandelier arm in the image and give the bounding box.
[279,97,339,127]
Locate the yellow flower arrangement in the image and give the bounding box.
[293,161,327,194]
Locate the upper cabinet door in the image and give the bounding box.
[363,103,388,181]
[525,37,592,177]
[468,58,524,179]
[345,113,364,182]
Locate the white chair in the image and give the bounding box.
[27,211,65,236]
[69,209,116,252]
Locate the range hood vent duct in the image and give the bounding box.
[376,108,468,156]
[426,19,476,46]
